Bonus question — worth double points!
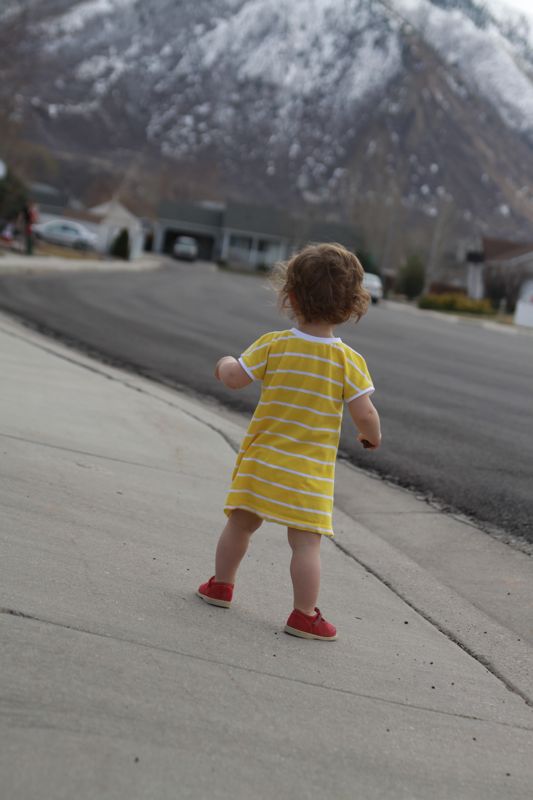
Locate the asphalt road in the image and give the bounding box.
[1,259,532,541]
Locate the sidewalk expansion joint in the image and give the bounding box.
[2,606,532,732]
[0,431,184,473]
[330,539,533,710]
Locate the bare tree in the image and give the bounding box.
[484,264,528,313]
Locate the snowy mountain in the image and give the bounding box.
[2,0,533,248]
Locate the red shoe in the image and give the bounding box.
[284,607,337,641]
[197,576,234,608]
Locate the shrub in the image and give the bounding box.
[111,228,130,260]
[428,281,466,296]
[397,255,425,299]
[418,293,495,315]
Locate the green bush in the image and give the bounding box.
[397,255,425,299]
[418,294,495,315]
[111,228,130,260]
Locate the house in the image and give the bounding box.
[154,200,224,261]
[31,185,144,259]
[30,182,71,213]
[515,277,533,327]
[154,199,362,268]
[466,237,533,302]
[220,202,293,268]
[89,199,144,259]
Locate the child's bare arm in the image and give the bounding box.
[347,393,381,449]
[215,356,253,389]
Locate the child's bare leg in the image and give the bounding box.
[215,509,262,583]
[287,528,322,615]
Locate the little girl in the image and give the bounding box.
[198,243,381,640]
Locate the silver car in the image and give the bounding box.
[363,272,384,304]
[173,235,198,261]
[33,219,97,250]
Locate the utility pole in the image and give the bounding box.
[380,187,401,278]
[425,196,453,292]
[380,204,396,276]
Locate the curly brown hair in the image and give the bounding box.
[272,243,370,325]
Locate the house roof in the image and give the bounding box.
[47,209,103,224]
[30,182,69,209]
[483,237,533,262]
[223,202,293,238]
[157,198,361,246]
[89,199,139,224]
[158,200,223,230]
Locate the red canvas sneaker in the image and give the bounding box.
[197,576,234,608]
[284,608,337,641]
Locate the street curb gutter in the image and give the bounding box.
[332,507,533,709]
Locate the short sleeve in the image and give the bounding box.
[343,348,375,403]
[238,333,272,382]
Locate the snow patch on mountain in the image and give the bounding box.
[44,0,137,36]
[393,0,533,131]
[35,0,533,138]
[192,0,402,104]
[75,51,129,98]
[485,0,533,32]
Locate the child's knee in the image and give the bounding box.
[288,528,321,550]
[231,508,262,533]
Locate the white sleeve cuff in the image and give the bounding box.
[238,356,256,381]
[345,386,375,403]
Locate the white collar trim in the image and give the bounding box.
[290,327,342,344]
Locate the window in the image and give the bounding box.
[229,234,252,251]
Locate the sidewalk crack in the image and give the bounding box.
[2,606,532,731]
[0,431,182,473]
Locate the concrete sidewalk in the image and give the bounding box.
[1,313,532,800]
[0,252,164,275]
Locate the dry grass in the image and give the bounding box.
[35,242,101,260]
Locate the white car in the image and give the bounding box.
[363,272,383,304]
[173,235,198,261]
[34,219,97,250]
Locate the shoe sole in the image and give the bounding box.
[284,624,337,641]
[197,591,231,608]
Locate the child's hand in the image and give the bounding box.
[357,433,380,450]
[214,357,229,381]
[348,394,381,451]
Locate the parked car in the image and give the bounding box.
[33,219,97,250]
[173,235,198,261]
[363,272,384,304]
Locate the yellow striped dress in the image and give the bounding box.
[224,327,374,536]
